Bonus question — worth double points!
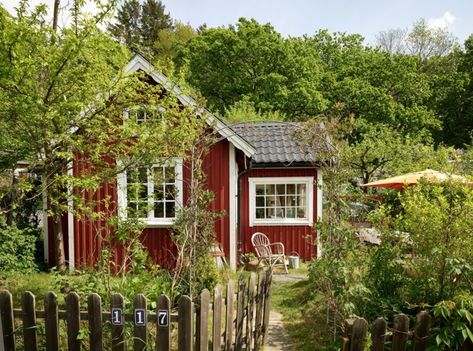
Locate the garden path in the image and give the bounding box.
[264,273,306,350]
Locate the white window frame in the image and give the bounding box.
[117,158,183,227]
[248,176,314,227]
[124,105,166,124]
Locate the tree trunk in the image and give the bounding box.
[52,0,60,31]
[51,204,66,272]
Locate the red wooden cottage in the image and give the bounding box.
[43,54,324,271]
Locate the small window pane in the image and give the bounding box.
[266,196,277,207]
[265,184,275,195]
[165,184,175,200]
[255,185,265,195]
[276,208,285,218]
[154,202,164,218]
[153,167,164,183]
[256,208,265,219]
[165,201,175,217]
[287,195,296,206]
[154,186,164,201]
[277,195,285,206]
[266,208,275,218]
[286,207,296,218]
[276,184,285,195]
[256,196,265,207]
[287,184,296,194]
[164,166,175,182]
[296,184,306,195]
[296,207,306,218]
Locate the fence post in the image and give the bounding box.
[246,273,256,351]
[178,295,194,351]
[197,289,210,351]
[133,294,147,351]
[413,311,431,351]
[65,292,81,351]
[111,293,125,351]
[212,284,222,351]
[0,290,16,351]
[224,281,234,351]
[254,270,265,349]
[392,314,409,351]
[349,318,368,351]
[262,269,272,344]
[44,292,59,351]
[156,295,171,351]
[235,275,246,351]
[371,318,386,351]
[22,291,38,351]
[88,293,103,351]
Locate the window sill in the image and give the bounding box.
[250,219,313,227]
[140,218,176,228]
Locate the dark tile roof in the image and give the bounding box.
[230,122,324,165]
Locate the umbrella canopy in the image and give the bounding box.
[361,169,470,189]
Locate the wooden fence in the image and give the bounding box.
[0,269,272,351]
[342,311,473,351]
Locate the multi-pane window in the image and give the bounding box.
[120,160,182,226]
[249,177,313,226]
[127,106,163,124]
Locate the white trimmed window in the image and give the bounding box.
[125,106,165,124]
[249,177,314,226]
[118,159,183,227]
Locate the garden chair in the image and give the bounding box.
[251,232,288,273]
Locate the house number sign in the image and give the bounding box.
[157,310,168,327]
[135,309,147,326]
[111,308,123,325]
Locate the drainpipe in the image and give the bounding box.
[237,156,252,265]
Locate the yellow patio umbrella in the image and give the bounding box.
[361,169,471,189]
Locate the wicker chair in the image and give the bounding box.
[251,232,288,273]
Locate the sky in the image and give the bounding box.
[2,0,472,44]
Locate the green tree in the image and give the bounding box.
[0,1,201,271]
[108,0,173,57]
[174,18,327,118]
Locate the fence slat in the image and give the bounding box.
[246,273,256,351]
[65,292,81,351]
[156,295,171,351]
[254,270,265,349]
[413,311,431,351]
[212,285,222,351]
[262,269,272,344]
[349,318,368,351]
[225,281,234,351]
[235,275,246,351]
[392,314,409,351]
[22,291,38,351]
[88,293,103,351]
[196,289,210,351]
[0,290,16,351]
[111,293,125,351]
[44,292,59,351]
[178,295,194,351]
[371,318,386,351]
[133,294,147,351]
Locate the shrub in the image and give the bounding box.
[0,221,38,272]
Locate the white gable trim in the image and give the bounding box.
[123,54,256,158]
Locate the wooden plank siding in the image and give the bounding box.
[239,167,318,261]
[47,140,232,270]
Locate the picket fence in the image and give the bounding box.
[343,312,473,351]
[0,270,272,351]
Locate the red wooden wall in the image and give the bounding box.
[48,140,231,270]
[239,168,318,261]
